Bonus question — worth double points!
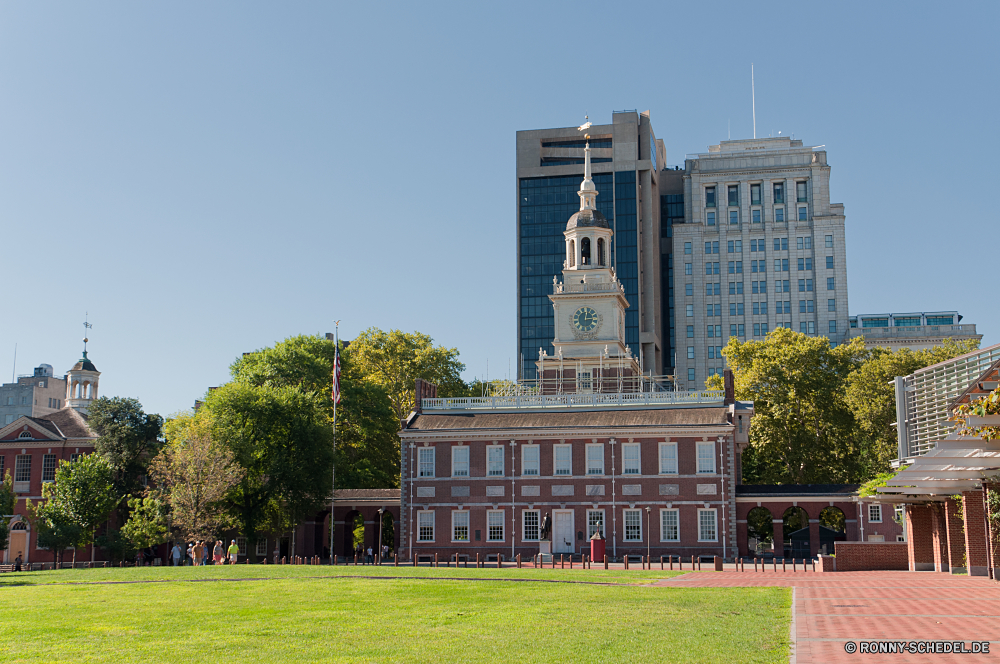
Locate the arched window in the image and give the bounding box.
[581,238,591,265]
[11,520,27,531]
[597,238,605,266]
[568,240,575,267]
[18,431,32,439]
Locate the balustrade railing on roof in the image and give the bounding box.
[421,389,726,411]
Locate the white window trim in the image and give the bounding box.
[659,442,678,475]
[487,445,505,477]
[553,443,572,476]
[660,508,680,542]
[522,509,540,542]
[586,443,604,476]
[451,446,469,478]
[587,509,605,538]
[621,443,641,475]
[696,442,716,474]
[868,503,882,523]
[417,510,435,542]
[698,508,718,542]
[451,510,470,543]
[521,444,540,477]
[623,508,643,542]
[487,510,505,542]
[418,447,435,478]
[256,539,268,556]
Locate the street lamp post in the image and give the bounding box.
[645,506,651,563]
[377,508,384,565]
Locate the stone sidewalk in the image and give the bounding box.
[654,570,1000,663]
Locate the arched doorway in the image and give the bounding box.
[782,506,810,559]
[746,507,773,558]
[342,511,364,560]
[819,506,847,555]
[379,511,395,553]
[7,520,28,564]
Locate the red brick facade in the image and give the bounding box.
[833,542,909,571]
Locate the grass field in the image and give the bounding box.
[0,566,790,663]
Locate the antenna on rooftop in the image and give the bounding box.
[751,63,756,139]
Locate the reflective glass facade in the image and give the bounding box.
[518,173,614,379]
[660,193,684,375]
[614,171,640,351]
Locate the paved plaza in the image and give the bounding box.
[656,570,1000,663]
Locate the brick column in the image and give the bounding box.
[963,490,989,576]
[944,498,967,574]
[905,504,935,571]
[808,519,821,558]
[736,519,749,558]
[772,519,783,559]
[929,504,949,572]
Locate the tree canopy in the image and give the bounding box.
[348,328,466,421]
[89,396,164,499]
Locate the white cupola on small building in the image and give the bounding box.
[66,334,100,414]
[563,138,613,276]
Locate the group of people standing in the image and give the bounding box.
[352,544,392,564]
[170,539,240,566]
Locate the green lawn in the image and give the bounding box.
[0,566,790,663]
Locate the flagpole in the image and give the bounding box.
[330,321,340,564]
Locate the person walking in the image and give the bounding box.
[171,542,182,567]
[14,552,22,572]
[201,541,209,567]
[227,539,240,565]
[186,542,194,566]
[366,546,373,565]
[213,540,224,565]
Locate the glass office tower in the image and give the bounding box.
[516,111,665,381]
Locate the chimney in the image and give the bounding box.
[723,368,735,405]
[414,378,438,414]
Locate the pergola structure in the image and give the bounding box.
[876,358,1000,576]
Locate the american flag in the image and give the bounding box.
[332,345,341,405]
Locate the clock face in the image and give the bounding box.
[574,307,599,332]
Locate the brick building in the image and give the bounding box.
[1,347,101,565]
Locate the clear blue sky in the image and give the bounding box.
[1,1,997,418]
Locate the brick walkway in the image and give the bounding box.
[654,570,1000,663]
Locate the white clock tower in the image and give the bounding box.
[536,135,639,392]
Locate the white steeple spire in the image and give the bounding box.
[578,136,598,211]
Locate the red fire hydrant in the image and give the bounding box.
[590,531,605,564]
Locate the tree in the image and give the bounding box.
[121,495,170,551]
[233,334,400,489]
[845,338,979,472]
[348,328,466,421]
[151,414,244,541]
[27,454,120,563]
[206,381,334,555]
[89,397,164,500]
[724,327,868,484]
[0,471,15,553]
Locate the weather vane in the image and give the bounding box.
[578,115,591,139]
[83,312,92,354]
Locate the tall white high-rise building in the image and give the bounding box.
[672,137,850,390]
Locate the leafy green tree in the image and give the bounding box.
[27,496,84,566]
[233,334,400,489]
[151,415,244,541]
[724,328,868,484]
[27,454,119,563]
[206,382,334,557]
[89,397,164,500]
[0,471,15,553]
[348,328,466,421]
[121,495,170,551]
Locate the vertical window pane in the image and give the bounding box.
[487,446,504,476]
[696,442,715,474]
[624,509,642,541]
[586,444,604,475]
[661,510,679,541]
[554,445,572,475]
[418,448,435,478]
[523,511,539,541]
[453,511,469,541]
[488,511,504,541]
[587,510,605,538]
[522,445,539,476]
[659,443,677,474]
[452,447,469,477]
[622,444,640,474]
[699,510,717,541]
[418,511,434,541]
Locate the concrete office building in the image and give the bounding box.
[516,111,668,381]
[672,137,850,390]
[0,365,68,425]
[848,311,981,351]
